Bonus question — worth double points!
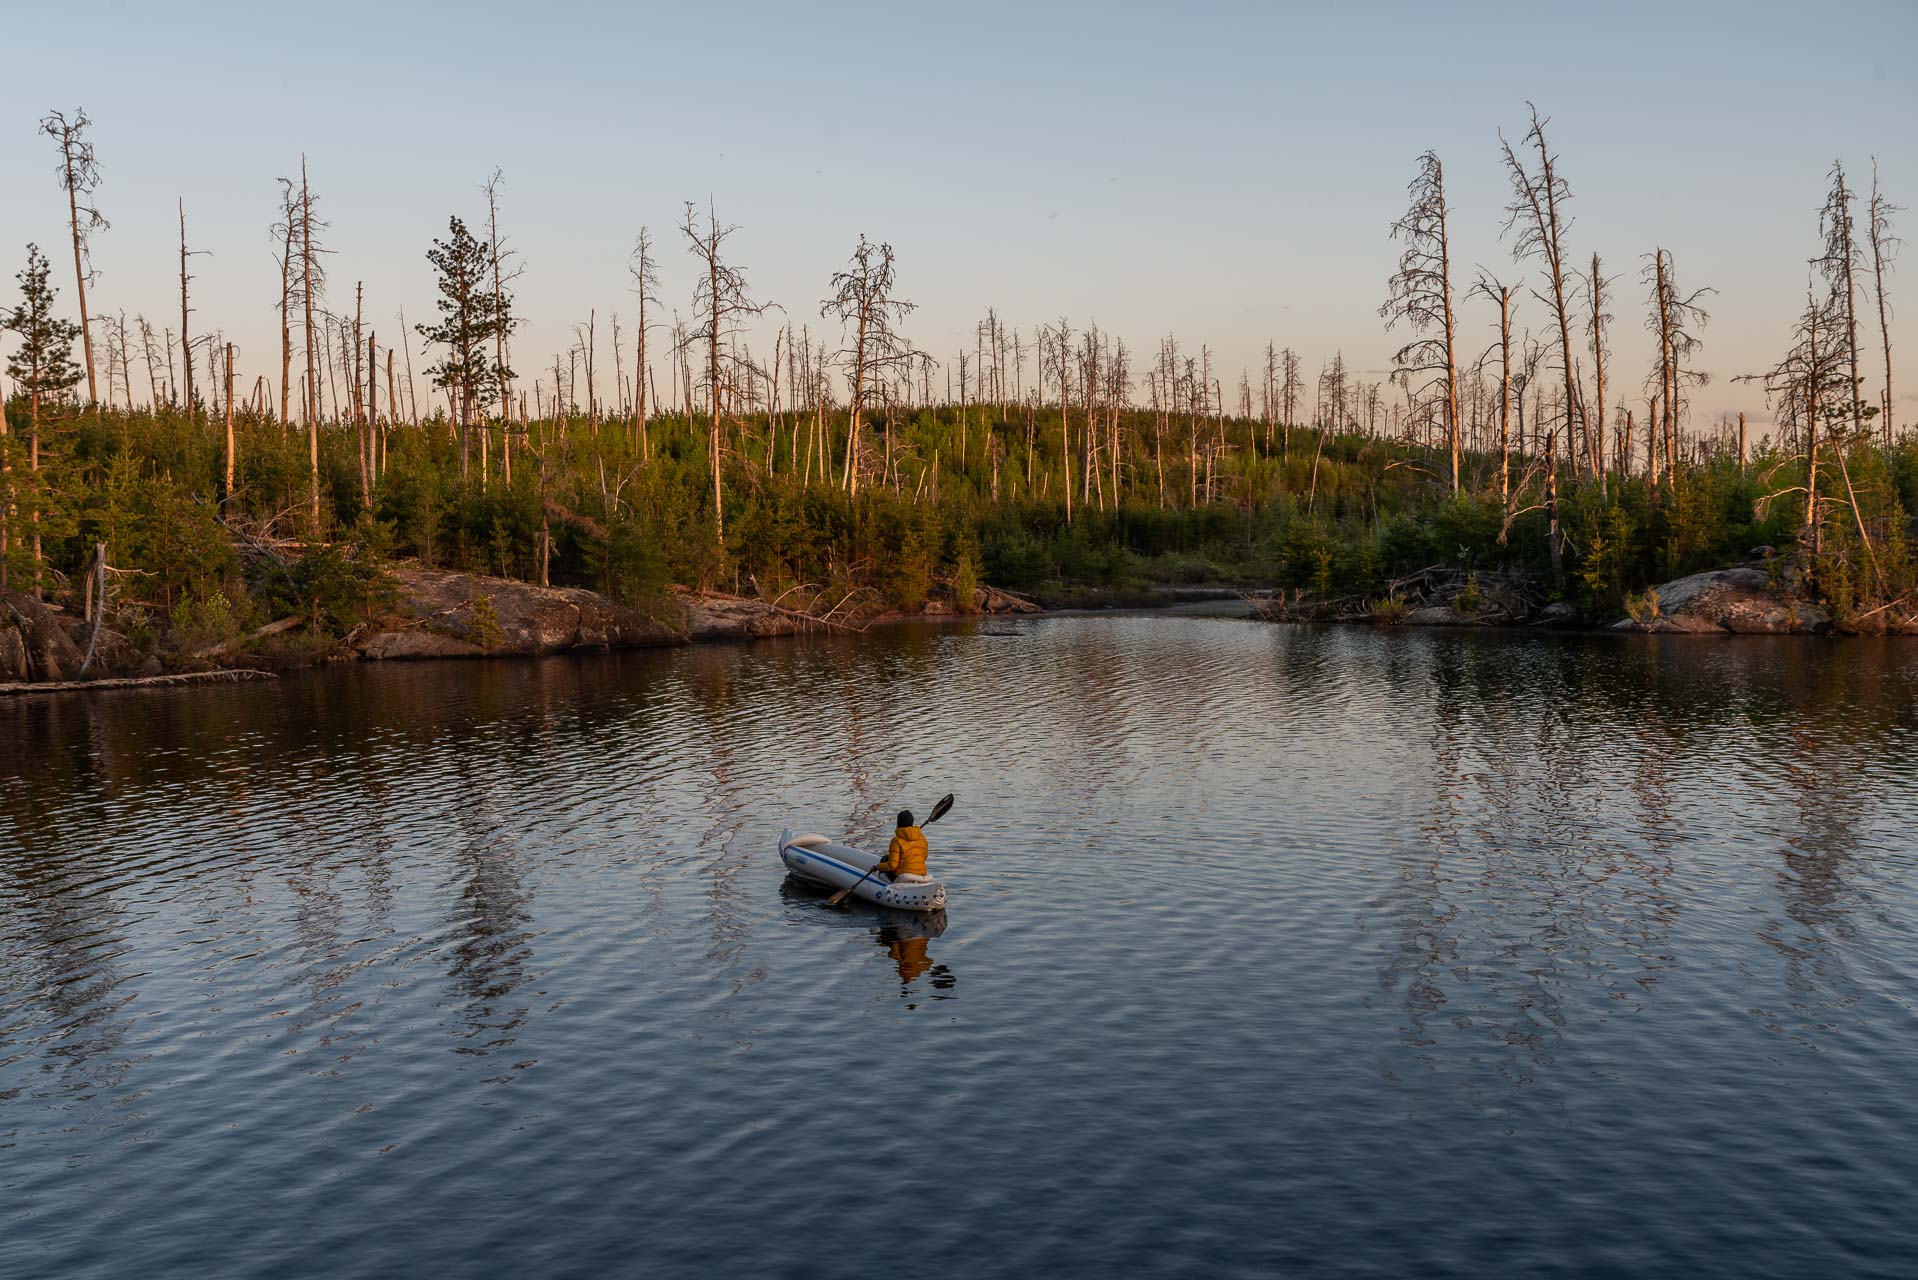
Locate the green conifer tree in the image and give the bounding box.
[416,216,511,479]
[3,244,83,595]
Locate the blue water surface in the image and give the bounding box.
[3,617,1915,1278]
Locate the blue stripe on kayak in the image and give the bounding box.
[783,846,942,902]
[784,846,865,878]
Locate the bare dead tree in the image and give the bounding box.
[1500,104,1581,488]
[298,157,330,528]
[822,234,918,497]
[135,314,160,408]
[397,308,419,426]
[386,347,399,470]
[177,200,208,419]
[1644,248,1713,487]
[1471,271,1518,501]
[41,109,107,406]
[114,312,133,409]
[481,168,523,423]
[1866,159,1901,443]
[1746,287,1856,559]
[628,227,660,458]
[610,311,626,421]
[682,199,772,546]
[270,177,301,427]
[1260,341,1278,453]
[352,282,372,506]
[224,341,237,513]
[575,310,598,428]
[1047,318,1075,520]
[1816,159,1867,441]
[1279,346,1302,461]
[1381,150,1462,491]
[1583,254,1615,493]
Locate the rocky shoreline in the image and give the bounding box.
[1247,556,1915,637]
[5,555,1909,693]
[0,567,1043,690]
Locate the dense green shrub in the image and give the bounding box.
[6,396,1912,641]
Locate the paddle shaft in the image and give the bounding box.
[827,795,952,907]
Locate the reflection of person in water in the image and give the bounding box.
[885,930,934,984]
[876,915,956,996]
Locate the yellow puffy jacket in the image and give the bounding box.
[877,825,929,878]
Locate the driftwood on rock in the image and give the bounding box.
[736,593,868,633]
[1249,564,1547,626]
[1247,589,1372,623]
[193,614,306,658]
[973,585,1041,614]
[0,669,277,696]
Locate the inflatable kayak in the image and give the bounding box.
[778,829,948,912]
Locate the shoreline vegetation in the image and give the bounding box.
[2,105,1913,689]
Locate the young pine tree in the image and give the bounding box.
[417,215,510,479]
[3,244,85,596]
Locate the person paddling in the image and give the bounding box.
[873,810,929,883]
[824,795,951,909]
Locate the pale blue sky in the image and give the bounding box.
[3,0,1913,427]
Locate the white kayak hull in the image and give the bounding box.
[779,829,947,912]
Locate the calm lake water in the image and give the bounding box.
[4,618,1916,1278]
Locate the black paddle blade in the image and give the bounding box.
[926,793,955,825]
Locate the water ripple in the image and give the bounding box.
[3,622,1917,1278]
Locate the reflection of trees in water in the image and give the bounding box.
[838,677,883,836]
[1383,702,1464,1046]
[1620,721,1682,994]
[830,638,919,844]
[1371,625,1918,1085]
[1755,724,1877,1041]
[1376,638,1683,1090]
[680,649,769,992]
[445,782,535,1071]
[0,852,137,1113]
[276,740,407,1071]
[1053,625,1139,795]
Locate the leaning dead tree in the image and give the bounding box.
[822,234,919,497]
[41,109,107,407]
[1500,104,1582,486]
[681,199,772,546]
[1380,150,1461,491]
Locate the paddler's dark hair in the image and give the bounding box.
[897,810,914,828]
